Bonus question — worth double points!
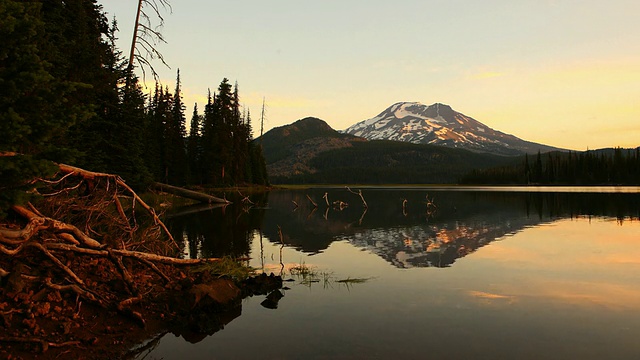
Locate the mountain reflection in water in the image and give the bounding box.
[167,189,639,268]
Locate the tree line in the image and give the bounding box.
[0,0,267,214]
[461,148,640,185]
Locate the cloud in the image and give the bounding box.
[521,280,640,311]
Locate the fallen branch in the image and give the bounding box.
[108,249,138,295]
[45,242,224,265]
[10,205,102,248]
[0,242,84,285]
[134,257,170,283]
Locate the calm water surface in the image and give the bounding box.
[135,188,640,360]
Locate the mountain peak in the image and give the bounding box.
[345,102,562,156]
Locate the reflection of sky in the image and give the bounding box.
[464,218,640,311]
[242,217,640,359]
[253,217,640,313]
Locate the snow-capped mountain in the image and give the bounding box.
[344,102,562,155]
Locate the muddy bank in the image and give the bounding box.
[1,264,282,360]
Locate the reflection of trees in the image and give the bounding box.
[262,189,640,267]
[167,192,269,259]
[525,192,640,221]
[167,189,639,268]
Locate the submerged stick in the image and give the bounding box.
[306,194,318,208]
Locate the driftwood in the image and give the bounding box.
[151,182,230,205]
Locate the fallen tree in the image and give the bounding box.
[0,155,261,358]
[150,181,230,205]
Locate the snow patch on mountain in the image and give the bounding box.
[344,102,563,155]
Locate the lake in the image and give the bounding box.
[134,187,640,359]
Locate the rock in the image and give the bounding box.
[188,278,241,309]
[260,290,284,310]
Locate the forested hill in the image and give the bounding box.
[260,117,364,164]
[258,118,515,184]
[1,0,267,213]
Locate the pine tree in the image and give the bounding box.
[200,88,219,184]
[217,78,234,184]
[187,103,202,184]
[524,154,530,184]
[145,84,168,181]
[0,0,100,214]
[164,69,187,185]
[533,151,543,183]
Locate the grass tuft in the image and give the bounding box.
[192,256,255,281]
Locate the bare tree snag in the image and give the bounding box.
[128,0,172,81]
[346,187,368,208]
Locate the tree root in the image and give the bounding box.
[0,336,82,353]
[56,163,178,249]
[44,278,104,308]
[0,154,249,357]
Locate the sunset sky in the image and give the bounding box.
[103,0,640,151]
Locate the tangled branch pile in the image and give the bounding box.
[0,159,233,357]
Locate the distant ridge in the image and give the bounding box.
[345,102,564,156]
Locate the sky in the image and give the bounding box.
[102,0,640,151]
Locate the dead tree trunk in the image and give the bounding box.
[151,182,230,204]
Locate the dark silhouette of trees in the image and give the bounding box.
[0,0,268,216]
[461,148,640,185]
[195,79,267,186]
[164,69,187,185]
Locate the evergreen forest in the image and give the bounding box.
[0,0,268,215]
[461,148,640,185]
